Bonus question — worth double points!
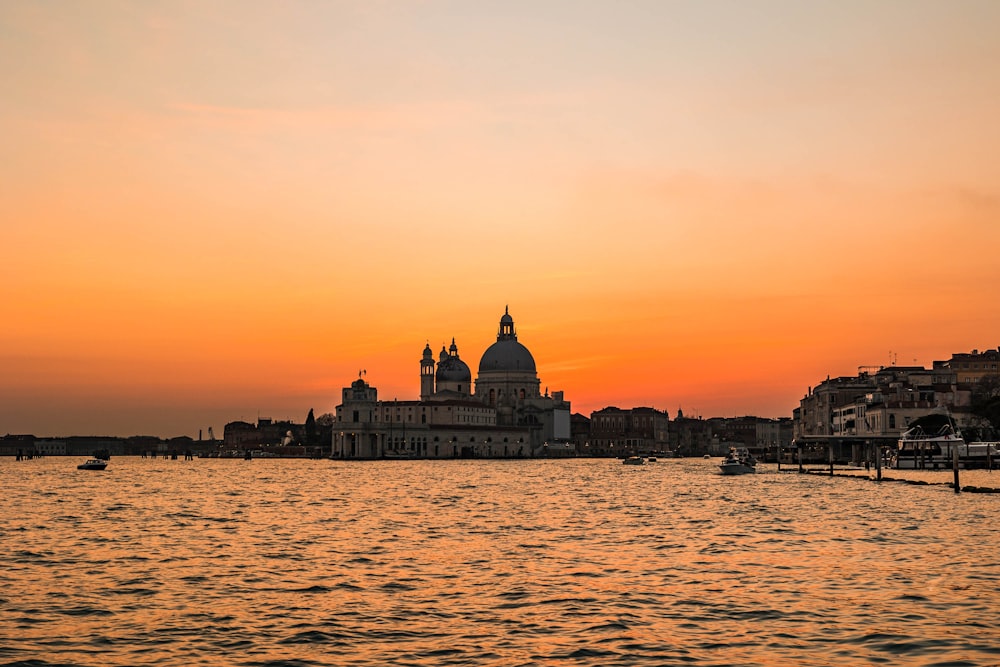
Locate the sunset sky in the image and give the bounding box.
[3,1,999,437]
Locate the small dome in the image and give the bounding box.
[436,338,472,383]
[436,355,472,383]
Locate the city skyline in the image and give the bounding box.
[3,1,1000,437]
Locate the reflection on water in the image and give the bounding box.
[1,457,998,666]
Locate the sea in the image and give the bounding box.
[1,456,998,667]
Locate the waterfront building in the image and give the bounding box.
[799,364,971,440]
[795,374,878,439]
[223,418,303,450]
[668,412,715,457]
[332,308,572,459]
[587,406,669,457]
[702,415,793,461]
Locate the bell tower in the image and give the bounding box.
[420,343,435,400]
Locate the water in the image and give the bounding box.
[2,457,998,667]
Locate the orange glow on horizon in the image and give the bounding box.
[3,2,999,436]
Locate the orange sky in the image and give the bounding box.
[3,1,1000,437]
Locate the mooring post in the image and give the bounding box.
[953,447,961,493]
[797,445,803,473]
[876,443,882,481]
[829,444,834,476]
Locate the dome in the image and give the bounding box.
[478,339,536,373]
[436,337,471,383]
[436,355,472,383]
[478,307,536,374]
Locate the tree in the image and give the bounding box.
[970,376,1000,439]
[316,413,336,446]
[305,408,317,445]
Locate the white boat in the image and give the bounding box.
[962,442,1000,469]
[895,425,963,469]
[77,459,108,470]
[622,456,645,465]
[896,425,999,469]
[719,448,755,475]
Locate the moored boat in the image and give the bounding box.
[896,425,999,469]
[622,456,645,465]
[961,442,1000,469]
[895,425,963,469]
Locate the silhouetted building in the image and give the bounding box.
[333,308,572,458]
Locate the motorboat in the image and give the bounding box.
[895,424,963,469]
[896,424,999,469]
[622,456,645,465]
[77,459,108,471]
[719,448,755,475]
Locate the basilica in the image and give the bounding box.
[332,308,572,458]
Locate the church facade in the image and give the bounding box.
[332,308,572,459]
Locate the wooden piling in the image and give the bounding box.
[953,447,961,493]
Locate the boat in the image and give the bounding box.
[896,425,999,469]
[719,447,756,475]
[383,450,418,460]
[962,442,1000,469]
[77,459,108,471]
[895,425,963,469]
[622,456,645,465]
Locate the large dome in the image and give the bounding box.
[478,307,537,374]
[479,340,536,373]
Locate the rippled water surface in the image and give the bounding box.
[2,457,999,666]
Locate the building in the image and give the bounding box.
[332,308,572,459]
[587,406,669,456]
[793,359,976,464]
[795,373,878,438]
[934,348,1000,385]
[668,412,715,457]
